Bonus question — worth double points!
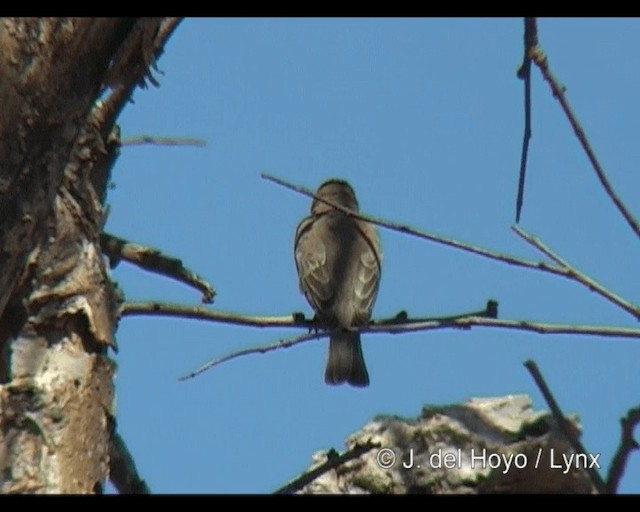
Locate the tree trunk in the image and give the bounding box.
[0,17,180,494]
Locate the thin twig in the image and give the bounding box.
[515,17,538,223]
[274,440,380,494]
[109,431,150,494]
[524,360,606,493]
[529,36,640,239]
[120,135,206,147]
[101,233,215,303]
[606,406,640,494]
[179,331,324,381]
[262,173,566,274]
[512,226,640,321]
[97,18,183,138]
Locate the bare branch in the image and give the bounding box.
[97,18,184,138]
[121,300,497,329]
[101,233,215,304]
[179,331,324,381]
[262,173,567,274]
[163,297,640,381]
[121,301,640,340]
[109,432,150,494]
[528,31,640,239]
[120,301,311,327]
[274,440,380,495]
[120,135,206,147]
[606,406,640,494]
[515,17,538,223]
[524,360,606,493]
[398,317,640,339]
[512,226,640,321]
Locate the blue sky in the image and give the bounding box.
[105,18,640,493]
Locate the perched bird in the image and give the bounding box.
[294,179,382,387]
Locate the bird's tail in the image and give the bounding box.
[325,330,369,387]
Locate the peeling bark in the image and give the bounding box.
[0,17,181,494]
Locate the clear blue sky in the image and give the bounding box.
[104,18,640,493]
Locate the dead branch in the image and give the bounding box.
[274,440,380,494]
[527,20,640,239]
[120,135,206,147]
[515,17,538,223]
[101,232,215,303]
[512,226,640,320]
[524,360,606,493]
[606,406,640,494]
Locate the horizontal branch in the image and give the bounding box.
[121,301,640,340]
[120,301,311,327]
[120,135,206,147]
[101,233,215,304]
[162,297,640,380]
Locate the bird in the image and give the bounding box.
[294,179,382,387]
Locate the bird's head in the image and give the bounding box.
[311,179,359,215]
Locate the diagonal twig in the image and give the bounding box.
[101,232,215,303]
[528,28,640,239]
[515,17,538,223]
[262,172,567,274]
[179,331,324,381]
[524,360,606,493]
[274,440,380,494]
[606,406,640,494]
[109,431,150,494]
[512,225,640,321]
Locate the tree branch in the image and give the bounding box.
[262,173,568,274]
[606,406,640,494]
[121,300,497,329]
[528,27,640,239]
[120,135,206,147]
[166,300,640,381]
[515,17,538,223]
[109,431,150,494]
[120,301,313,327]
[101,232,215,303]
[120,301,640,340]
[512,226,640,321]
[179,331,324,381]
[524,360,606,493]
[273,440,380,495]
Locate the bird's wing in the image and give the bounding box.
[352,223,382,325]
[294,216,335,316]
